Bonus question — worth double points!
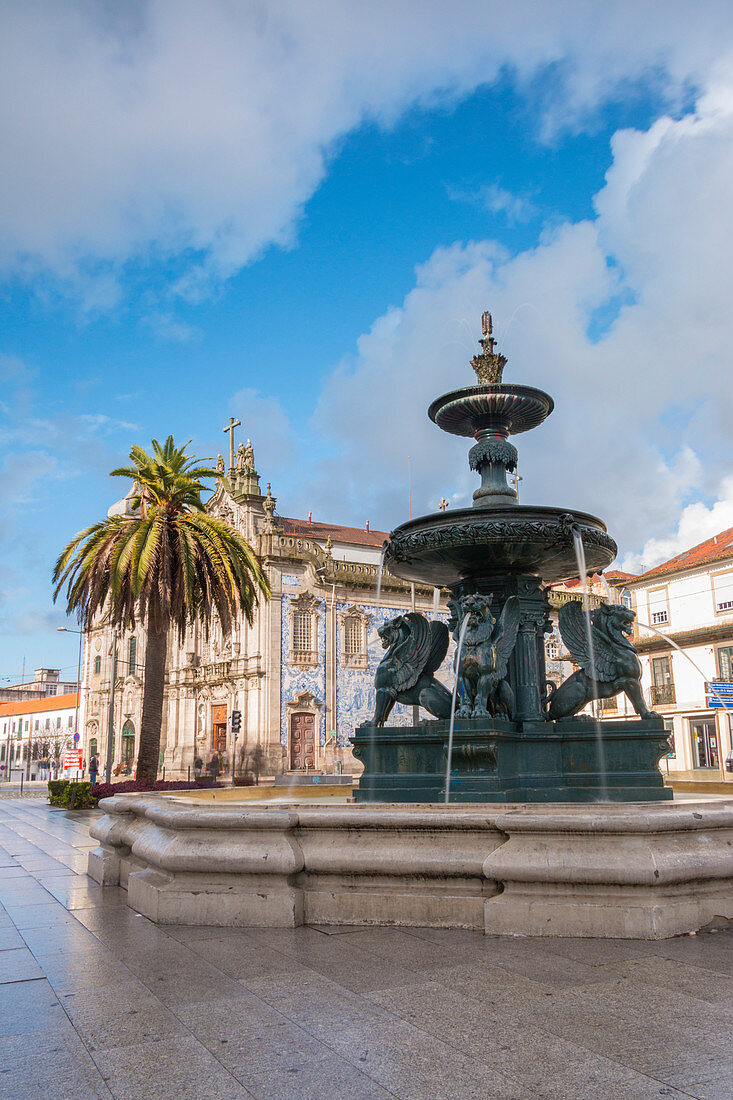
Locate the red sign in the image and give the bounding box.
[63,750,83,770]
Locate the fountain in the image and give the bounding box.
[352,312,671,803]
[88,311,733,939]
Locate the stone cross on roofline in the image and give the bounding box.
[222,416,241,471]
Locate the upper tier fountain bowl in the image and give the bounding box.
[385,504,616,588]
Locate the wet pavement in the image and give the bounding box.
[0,798,732,1100]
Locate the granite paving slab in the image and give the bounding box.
[0,799,730,1099]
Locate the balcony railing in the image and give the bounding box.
[651,683,676,706]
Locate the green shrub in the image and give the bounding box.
[47,780,97,809]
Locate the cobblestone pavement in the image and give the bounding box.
[1,800,732,1100]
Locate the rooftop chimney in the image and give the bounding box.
[308,511,312,523]
[365,520,370,532]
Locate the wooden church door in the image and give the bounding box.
[290,712,315,770]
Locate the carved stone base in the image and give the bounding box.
[352,717,672,803]
[87,793,733,938]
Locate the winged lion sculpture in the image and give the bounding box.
[546,601,660,721]
[372,612,452,726]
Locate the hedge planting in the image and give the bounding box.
[48,777,222,809]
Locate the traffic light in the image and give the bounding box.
[231,710,242,733]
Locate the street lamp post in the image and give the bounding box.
[105,632,118,785]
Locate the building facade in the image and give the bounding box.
[81,442,446,781]
[624,528,733,778]
[0,692,80,780]
[0,667,78,703]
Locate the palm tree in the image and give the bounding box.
[53,436,270,785]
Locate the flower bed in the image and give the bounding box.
[48,777,223,809]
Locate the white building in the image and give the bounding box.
[0,692,81,780]
[624,528,733,777]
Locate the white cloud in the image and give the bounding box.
[451,184,538,224]
[622,476,733,574]
[263,73,733,565]
[2,2,733,294]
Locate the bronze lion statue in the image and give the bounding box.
[546,601,660,721]
[372,612,452,726]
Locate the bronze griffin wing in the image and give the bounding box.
[557,600,618,682]
[379,612,434,693]
[493,595,520,679]
[424,620,450,676]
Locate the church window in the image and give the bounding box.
[89,738,97,758]
[293,611,312,652]
[339,606,369,669]
[344,618,361,657]
[288,594,319,668]
[94,656,101,675]
[128,637,137,675]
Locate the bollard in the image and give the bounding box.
[187,765,190,782]
[20,773,23,796]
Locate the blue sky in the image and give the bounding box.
[2,2,733,684]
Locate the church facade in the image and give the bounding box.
[80,441,442,780]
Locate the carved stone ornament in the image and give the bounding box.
[285,690,322,712]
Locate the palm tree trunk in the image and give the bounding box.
[136,626,167,785]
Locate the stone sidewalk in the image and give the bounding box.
[0,800,731,1100]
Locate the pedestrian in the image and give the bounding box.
[193,755,203,779]
[89,754,99,787]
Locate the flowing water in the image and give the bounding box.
[571,529,609,798]
[433,587,441,616]
[445,613,471,803]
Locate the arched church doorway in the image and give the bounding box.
[121,720,135,773]
[290,712,315,770]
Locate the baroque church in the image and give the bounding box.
[80,436,441,779]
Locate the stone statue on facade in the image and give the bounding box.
[216,454,225,474]
[372,612,452,726]
[448,593,520,719]
[546,601,661,720]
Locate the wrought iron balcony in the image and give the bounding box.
[651,683,676,706]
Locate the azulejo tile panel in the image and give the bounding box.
[335,603,452,746]
[280,595,326,746]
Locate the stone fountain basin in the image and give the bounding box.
[384,505,617,587]
[87,794,733,938]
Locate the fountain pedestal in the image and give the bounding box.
[353,717,672,803]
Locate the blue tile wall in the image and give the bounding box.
[335,604,452,747]
[280,595,327,747]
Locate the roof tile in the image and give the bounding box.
[636,526,733,581]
